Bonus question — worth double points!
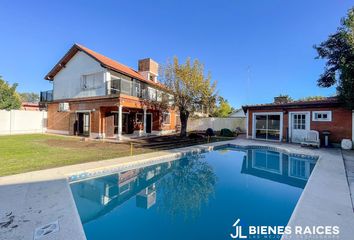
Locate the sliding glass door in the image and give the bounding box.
[254,113,281,141]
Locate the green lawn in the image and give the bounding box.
[0,134,155,177]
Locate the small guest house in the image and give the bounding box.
[242,96,354,146]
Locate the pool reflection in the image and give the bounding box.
[71,161,179,223]
[241,149,316,188]
[71,154,217,223]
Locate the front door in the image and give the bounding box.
[146,114,152,134]
[122,113,129,134]
[77,112,90,137]
[290,112,310,143]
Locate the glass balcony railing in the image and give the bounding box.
[40,90,53,102]
[107,78,174,104]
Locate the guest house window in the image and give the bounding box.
[254,113,281,141]
[293,114,306,129]
[312,111,332,122]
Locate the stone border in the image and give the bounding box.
[284,148,354,239]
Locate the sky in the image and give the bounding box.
[0,0,352,108]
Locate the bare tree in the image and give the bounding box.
[161,57,217,137]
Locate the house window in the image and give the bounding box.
[148,87,157,101]
[312,111,332,122]
[134,81,142,98]
[162,112,171,125]
[293,114,306,129]
[114,113,118,134]
[175,114,181,126]
[110,76,120,94]
[136,113,143,123]
[120,78,132,95]
[81,72,102,90]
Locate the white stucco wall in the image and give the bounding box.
[53,51,107,100]
[187,117,246,132]
[0,110,47,135]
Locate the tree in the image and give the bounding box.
[0,76,21,110]
[212,96,233,117]
[314,7,354,109]
[162,57,217,137]
[158,154,217,220]
[19,92,39,103]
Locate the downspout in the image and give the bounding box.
[246,110,249,138]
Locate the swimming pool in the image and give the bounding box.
[70,146,317,240]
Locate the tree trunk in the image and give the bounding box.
[180,110,189,137]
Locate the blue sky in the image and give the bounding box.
[0,0,352,108]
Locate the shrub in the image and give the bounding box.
[205,128,215,136]
[220,128,234,137]
[235,127,242,135]
[189,132,204,139]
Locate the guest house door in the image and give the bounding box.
[289,112,310,143]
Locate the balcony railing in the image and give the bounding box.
[40,90,53,102]
[107,78,174,104]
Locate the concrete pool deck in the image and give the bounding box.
[0,138,353,240]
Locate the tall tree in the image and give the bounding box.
[314,7,354,109]
[19,92,39,103]
[212,96,233,117]
[162,57,217,137]
[0,76,21,110]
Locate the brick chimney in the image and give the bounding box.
[274,96,290,104]
[138,58,158,83]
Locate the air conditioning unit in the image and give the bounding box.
[58,102,70,112]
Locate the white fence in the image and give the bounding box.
[187,117,246,132]
[0,110,47,135]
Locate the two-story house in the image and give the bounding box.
[41,44,179,139]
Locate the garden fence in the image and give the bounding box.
[187,117,246,132]
[0,110,47,135]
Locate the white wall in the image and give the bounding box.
[53,51,107,100]
[0,110,47,135]
[187,117,246,132]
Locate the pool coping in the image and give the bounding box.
[0,138,353,240]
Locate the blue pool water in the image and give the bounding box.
[70,147,317,240]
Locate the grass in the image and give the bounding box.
[0,133,237,177]
[0,134,155,177]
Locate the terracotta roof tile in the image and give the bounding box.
[45,44,164,89]
[242,97,339,110]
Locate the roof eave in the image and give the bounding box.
[242,101,340,111]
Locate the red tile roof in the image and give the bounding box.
[242,97,340,111]
[45,44,165,89]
